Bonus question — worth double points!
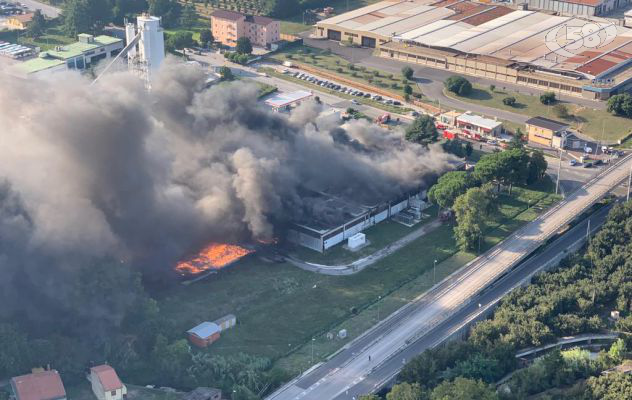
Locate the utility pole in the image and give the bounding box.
[556,150,562,195]
[433,259,437,284]
[478,235,482,254]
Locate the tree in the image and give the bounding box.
[359,396,381,400]
[509,128,524,149]
[62,0,92,36]
[180,2,197,28]
[527,150,547,184]
[606,93,632,118]
[584,373,632,400]
[444,76,472,96]
[428,171,477,210]
[151,336,192,386]
[405,115,438,145]
[404,84,413,95]
[489,84,495,92]
[402,66,414,80]
[26,9,46,38]
[502,96,516,107]
[165,31,193,51]
[539,91,556,105]
[219,66,234,81]
[465,142,473,157]
[148,0,181,28]
[199,29,213,48]
[553,103,569,118]
[236,36,253,55]
[608,338,626,364]
[430,378,498,400]
[453,185,497,251]
[387,382,426,400]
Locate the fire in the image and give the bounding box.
[175,243,253,275]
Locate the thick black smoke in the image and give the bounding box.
[0,61,455,327]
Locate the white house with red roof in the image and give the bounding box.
[10,370,67,400]
[89,365,127,400]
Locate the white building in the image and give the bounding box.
[626,8,632,27]
[126,14,165,81]
[456,112,503,138]
[90,365,127,400]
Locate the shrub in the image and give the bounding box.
[553,104,569,118]
[444,75,472,96]
[502,96,516,106]
[489,84,495,92]
[540,91,556,105]
[404,84,413,95]
[402,66,414,80]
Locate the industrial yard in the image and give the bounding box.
[315,0,632,100]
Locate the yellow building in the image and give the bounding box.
[525,116,569,147]
[6,13,33,30]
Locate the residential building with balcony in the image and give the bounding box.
[210,10,280,48]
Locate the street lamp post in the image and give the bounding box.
[311,337,315,364]
[377,295,382,321]
[556,150,562,195]
[627,162,632,202]
[433,259,437,284]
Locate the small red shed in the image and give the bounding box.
[187,322,221,348]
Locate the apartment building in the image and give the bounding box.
[210,10,280,48]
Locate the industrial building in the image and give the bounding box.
[517,0,631,17]
[187,321,222,348]
[264,90,313,111]
[287,188,428,253]
[525,116,569,147]
[315,0,632,100]
[125,14,165,82]
[18,33,123,77]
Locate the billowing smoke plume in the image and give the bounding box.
[0,61,454,328]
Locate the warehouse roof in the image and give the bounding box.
[526,116,569,131]
[19,54,65,74]
[188,322,221,339]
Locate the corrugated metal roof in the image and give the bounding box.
[319,0,402,25]
[188,322,221,339]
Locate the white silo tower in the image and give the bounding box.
[125,14,165,83]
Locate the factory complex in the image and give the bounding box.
[315,0,632,100]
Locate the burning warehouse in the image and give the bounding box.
[288,187,427,253]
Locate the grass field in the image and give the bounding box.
[443,84,632,142]
[156,179,559,376]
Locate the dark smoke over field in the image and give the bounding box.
[0,62,454,326]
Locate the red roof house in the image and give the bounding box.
[89,365,127,400]
[10,370,66,400]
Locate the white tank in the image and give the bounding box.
[137,15,164,74]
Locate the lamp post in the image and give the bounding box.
[628,162,632,202]
[556,149,562,195]
[377,295,382,321]
[311,337,315,364]
[433,259,437,284]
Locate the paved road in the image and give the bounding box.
[266,154,632,400]
[15,0,60,18]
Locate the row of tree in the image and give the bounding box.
[61,0,183,37]
[378,201,632,399]
[428,145,547,250]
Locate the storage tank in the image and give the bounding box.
[137,15,164,73]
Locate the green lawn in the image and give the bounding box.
[443,84,632,142]
[280,21,311,35]
[5,25,75,51]
[155,180,559,377]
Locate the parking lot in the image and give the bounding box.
[282,69,407,108]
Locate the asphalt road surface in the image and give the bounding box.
[14,0,60,18]
[267,154,632,400]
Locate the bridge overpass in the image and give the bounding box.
[267,154,632,400]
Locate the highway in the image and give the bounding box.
[267,154,632,400]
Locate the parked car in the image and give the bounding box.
[364,93,371,98]
[583,162,593,168]
[410,111,420,117]
[594,159,603,166]
[351,99,360,105]
[569,159,577,166]
[393,101,402,106]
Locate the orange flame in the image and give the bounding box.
[176,243,253,275]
